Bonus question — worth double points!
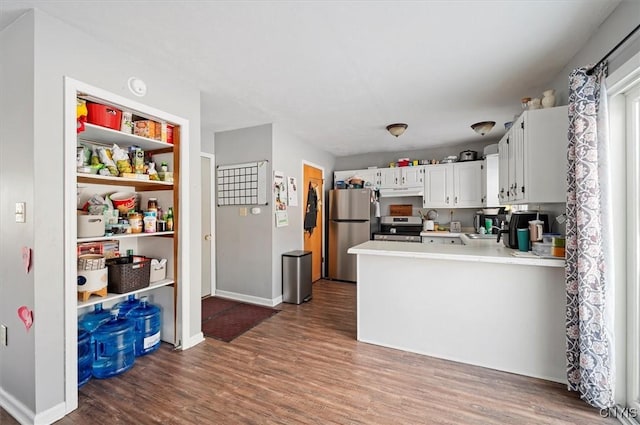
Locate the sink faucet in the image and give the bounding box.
[494,224,508,243]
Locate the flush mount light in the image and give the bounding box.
[386,123,408,137]
[470,121,495,136]
[127,77,147,97]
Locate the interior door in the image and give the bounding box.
[201,154,215,297]
[303,163,323,282]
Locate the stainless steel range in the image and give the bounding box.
[373,216,422,242]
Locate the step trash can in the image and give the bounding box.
[282,250,312,304]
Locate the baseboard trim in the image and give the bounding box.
[181,332,205,350]
[0,388,66,425]
[214,290,282,307]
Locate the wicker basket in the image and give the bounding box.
[105,256,151,294]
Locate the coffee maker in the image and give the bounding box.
[473,210,506,234]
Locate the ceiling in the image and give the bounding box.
[0,1,621,156]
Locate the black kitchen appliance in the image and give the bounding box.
[373,216,422,242]
[498,212,550,248]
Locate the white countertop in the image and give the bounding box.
[348,239,566,268]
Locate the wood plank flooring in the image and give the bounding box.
[1,280,614,424]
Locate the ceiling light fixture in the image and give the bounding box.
[386,123,408,137]
[470,121,495,136]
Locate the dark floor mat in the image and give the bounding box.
[201,300,279,342]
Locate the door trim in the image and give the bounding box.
[302,160,325,278]
[201,152,216,297]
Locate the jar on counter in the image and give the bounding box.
[128,213,143,234]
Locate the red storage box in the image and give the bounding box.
[86,102,122,130]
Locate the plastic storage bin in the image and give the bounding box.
[86,102,122,130]
[282,250,312,304]
[106,256,151,293]
[128,296,161,356]
[92,310,136,379]
[77,329,93,387]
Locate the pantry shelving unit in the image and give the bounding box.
[63,77,191,413]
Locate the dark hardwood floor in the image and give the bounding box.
[2,280,613,424]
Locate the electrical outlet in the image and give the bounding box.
[239,207,248,217]
[1,324,7,346]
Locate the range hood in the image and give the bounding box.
[378,187,424,198]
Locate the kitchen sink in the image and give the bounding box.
[465,233,499,240]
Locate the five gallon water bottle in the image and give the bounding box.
[92,309,135,379]
[128,296,161,357]
[77,329,93,387]
[78,303,112,333]
[113,294,140,318]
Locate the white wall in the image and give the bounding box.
[214,124,274,301]
[214,124,335,303]
[334,139,495,171]
[0,11,37,413]
[547,0,640,106]
[1,9,202,422]
[272,125,335,296]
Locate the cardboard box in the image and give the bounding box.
[133,120,161,140]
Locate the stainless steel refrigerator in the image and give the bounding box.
[328,189,371,282]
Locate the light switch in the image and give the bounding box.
[251,207,261,215]
[239,207,248,217]
[15,202,25,223]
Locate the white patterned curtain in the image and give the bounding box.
[566,63,615,409]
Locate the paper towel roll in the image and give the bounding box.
[374,201,381,218]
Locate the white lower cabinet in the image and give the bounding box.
[423,162,482,208]
[421,236,463,245]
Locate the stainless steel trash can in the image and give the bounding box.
[282,250,312,304]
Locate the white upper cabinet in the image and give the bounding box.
[423,164,451,207]
[453,161,483,207]
[423,162,482,208]
[482,154,500,207]
[377,166,424,189]
[498,106,568,205]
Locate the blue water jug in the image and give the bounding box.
[128,296,161,357]
[113,294,140,318]
[92,310,135,379]
[77,329,92,387]
[78,303,112,333]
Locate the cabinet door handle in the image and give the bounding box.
[446,196,450,204]
[454,196,458,204]
[402,177,405,184]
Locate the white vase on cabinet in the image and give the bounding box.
[541,89,556,108]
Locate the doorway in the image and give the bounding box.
[201,154,216,297]
[303,163,324,282]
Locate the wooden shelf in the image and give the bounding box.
[77,173,173,191]
[77,279,174,309]
[78,123,173,151]
[77,231,174,243]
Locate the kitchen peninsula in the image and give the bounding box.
[348,238,567,383]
